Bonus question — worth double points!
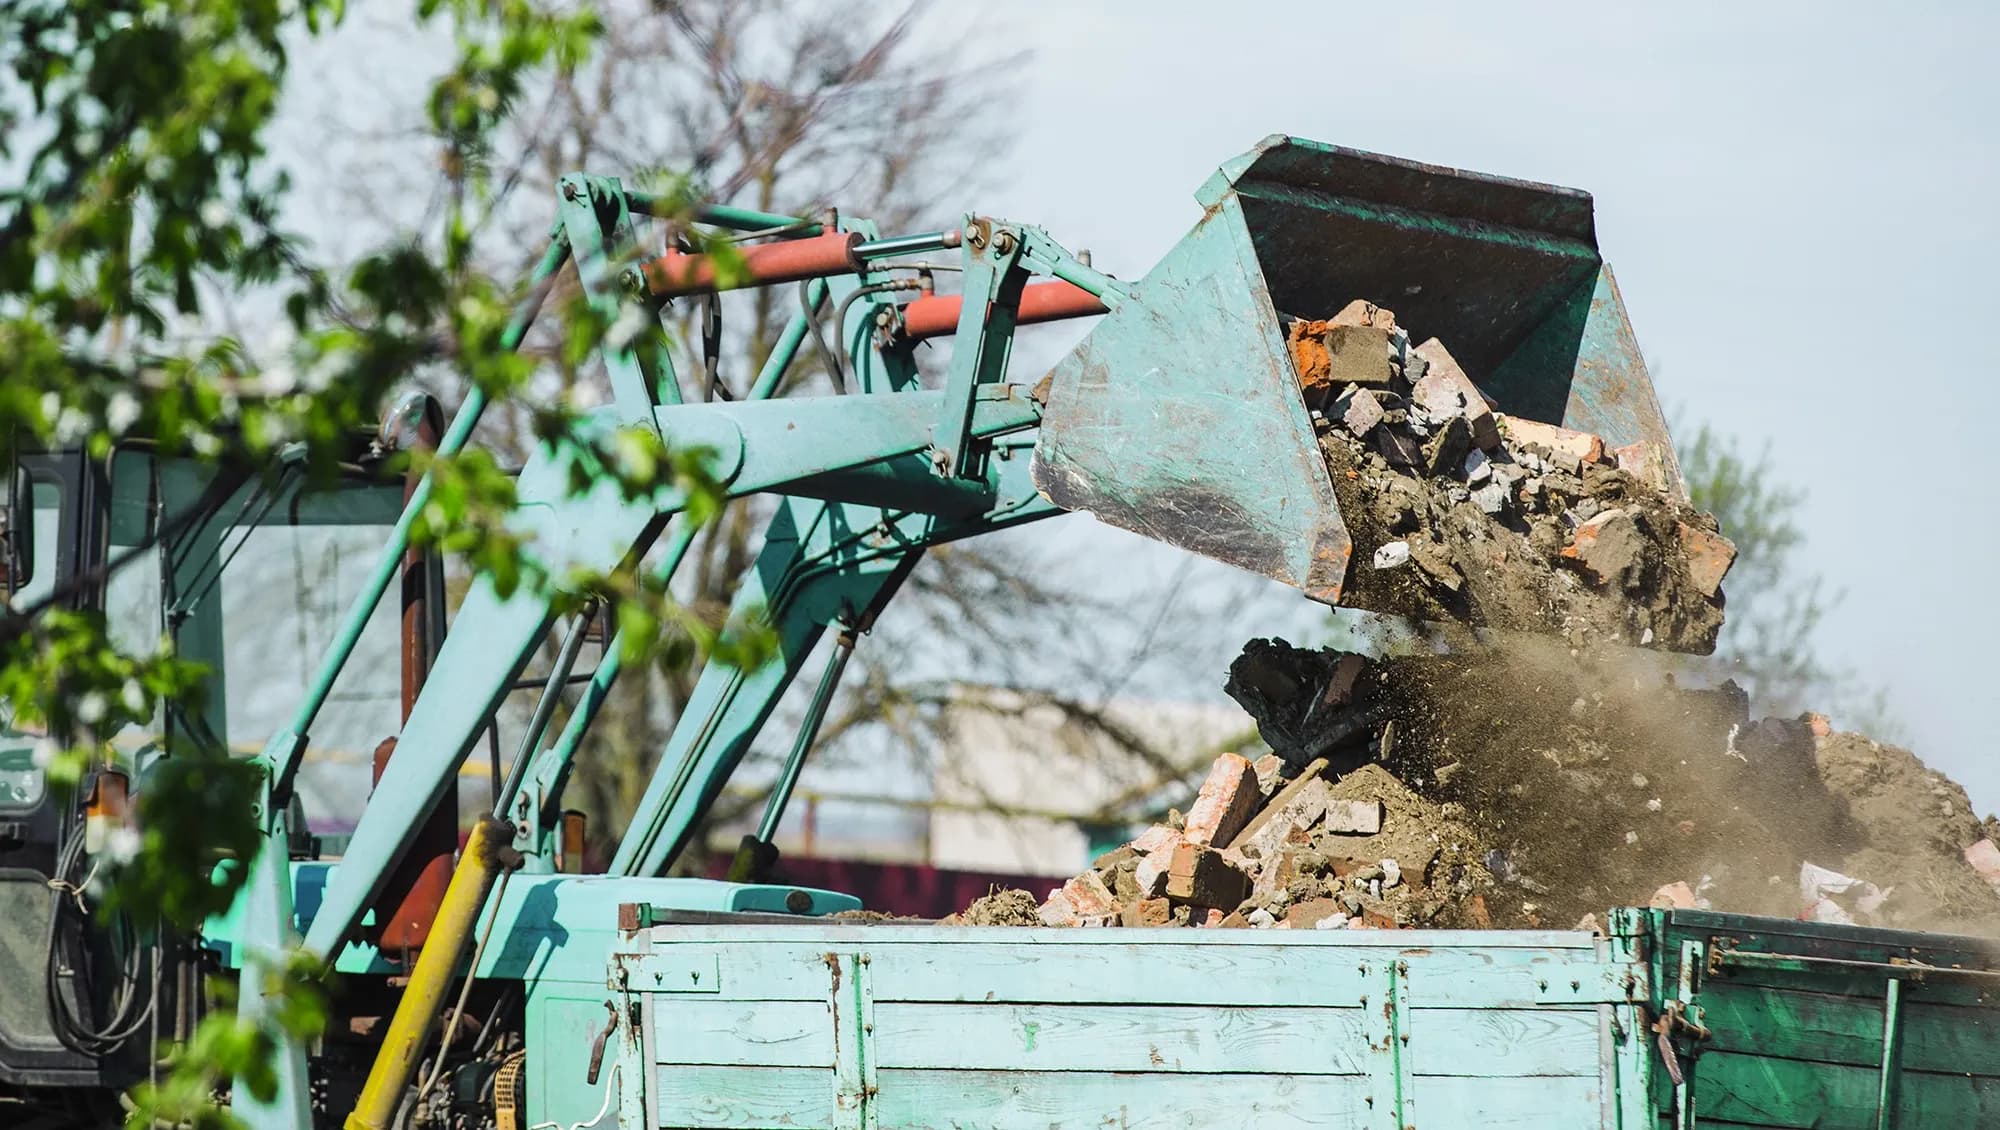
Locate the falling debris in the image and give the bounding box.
[1287,300,1733,653]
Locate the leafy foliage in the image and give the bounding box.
[0,1,784,1124]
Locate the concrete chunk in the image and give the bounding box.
[1499,414,1606,466]
[1411,338,1501,450]
[1120,897,1174,928]
[1322,798,1384,835]
[1561,508,1646,590]
[1334,385,1385,437]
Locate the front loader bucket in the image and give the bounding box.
[1032,134,1675,604]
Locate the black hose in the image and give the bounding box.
[798,281,846,394]
[45,820,155,1056]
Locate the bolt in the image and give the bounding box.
[991,230,1017,255]
[619,266,648,296]
[563,182,581,202]
[964,224,985,250]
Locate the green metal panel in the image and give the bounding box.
[1643,908,2000,1128]
[1032,134,1674,608]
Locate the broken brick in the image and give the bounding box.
[1120,897,1174,928]
[1320,653,1368,710]
[1411,338,1501,450]
[1325,325,1396,389]
[1330,299,1396,329]
[1092,844,1139,871]
[1285,898,1349,929]
[1677,522,1736,597]
[1129,824,1179,856]
[1649,881,1698,909]
[1134,853,1171,899]
[1200,907,1227,928]
[1499,415,1606,467]
[1182,752,1261,849]
[1965,840,2000,893]
[1038,889,1079,927]
[1251,753,1286,798]
[1063,872,1120,920]
[1804,712,1832,738]
[1165,842,1252,909]
[1250,850,1302,901]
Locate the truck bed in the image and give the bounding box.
[540,906,2000,1129]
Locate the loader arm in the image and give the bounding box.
[302,389,1044,958]
[611,434,1056,879]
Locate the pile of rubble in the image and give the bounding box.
[944,750,1498,931]
[1286,300,1735,653]
[950,638,2000,936]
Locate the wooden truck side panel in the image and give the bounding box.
[609,925,1651,1130]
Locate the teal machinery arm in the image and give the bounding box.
[235,179,1115,1127]
[291,202,1119,959]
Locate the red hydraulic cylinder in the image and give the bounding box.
[639,231,864,298]
[365,403,457,959]
[895,281,1108,341]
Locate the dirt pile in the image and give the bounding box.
[1285,300,1733,653]
[1222,637,2000,933]
[951,639,2000,935]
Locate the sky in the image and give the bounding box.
[254,2,1999,826]
[922,1,2000,810]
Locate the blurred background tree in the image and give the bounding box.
[1679,421,1900,739]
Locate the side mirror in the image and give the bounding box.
[1,465,32,594]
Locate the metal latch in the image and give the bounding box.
[585,1000,618,1085]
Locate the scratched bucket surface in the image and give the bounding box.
[1032,134,1675,605]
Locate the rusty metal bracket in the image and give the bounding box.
[584,999,618,1085]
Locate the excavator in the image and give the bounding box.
[0,135,1679,1128]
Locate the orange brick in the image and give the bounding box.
[1062,872,1119,920]
[1182,752,1260,848]
[1164,842,1251,909]
[1677,522,1736,597]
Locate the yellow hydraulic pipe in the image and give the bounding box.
[347,815,521,1130]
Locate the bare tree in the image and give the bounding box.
[369,0,1223,863]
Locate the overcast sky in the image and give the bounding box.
[266,3,1998,821]
[925,1,1997,810]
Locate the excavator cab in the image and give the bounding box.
[1033,134,1675,605]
